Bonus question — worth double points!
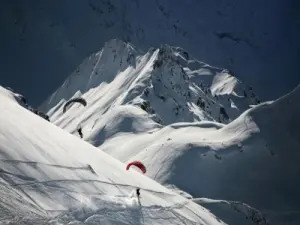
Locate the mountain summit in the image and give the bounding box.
[41,39,259,127]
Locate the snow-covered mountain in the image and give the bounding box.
[0,86,230,225]
[41,39,259,127]
[38,39,300,224]
[1,0,299,105]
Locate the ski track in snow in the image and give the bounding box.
[0,166,205,225]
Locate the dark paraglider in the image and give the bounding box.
[63,97,87,113]
[63,97,87,139]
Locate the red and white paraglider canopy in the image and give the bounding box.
[126,160,146,174]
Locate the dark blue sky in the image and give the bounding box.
[1,0,299,107]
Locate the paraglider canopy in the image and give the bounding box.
[63,97,87,113]
[126,161,146,174]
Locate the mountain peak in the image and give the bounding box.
[40,39,260,127]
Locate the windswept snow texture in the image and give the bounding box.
[43,39,300,224]
[0,86,226,224]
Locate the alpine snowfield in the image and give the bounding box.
[39,39,300,225]
[0,86,229,224]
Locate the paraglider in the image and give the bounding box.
[126,161,145,198]
[126,161,146,174]
[63,97,87,113]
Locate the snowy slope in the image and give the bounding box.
[39,39,300,224]
[98,85,300,225]
[0,86,228,225]
[40,40,300,224]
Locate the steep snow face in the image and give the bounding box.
[0,86,226,225]
[41,39,258,128]
[42,39,138,111]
